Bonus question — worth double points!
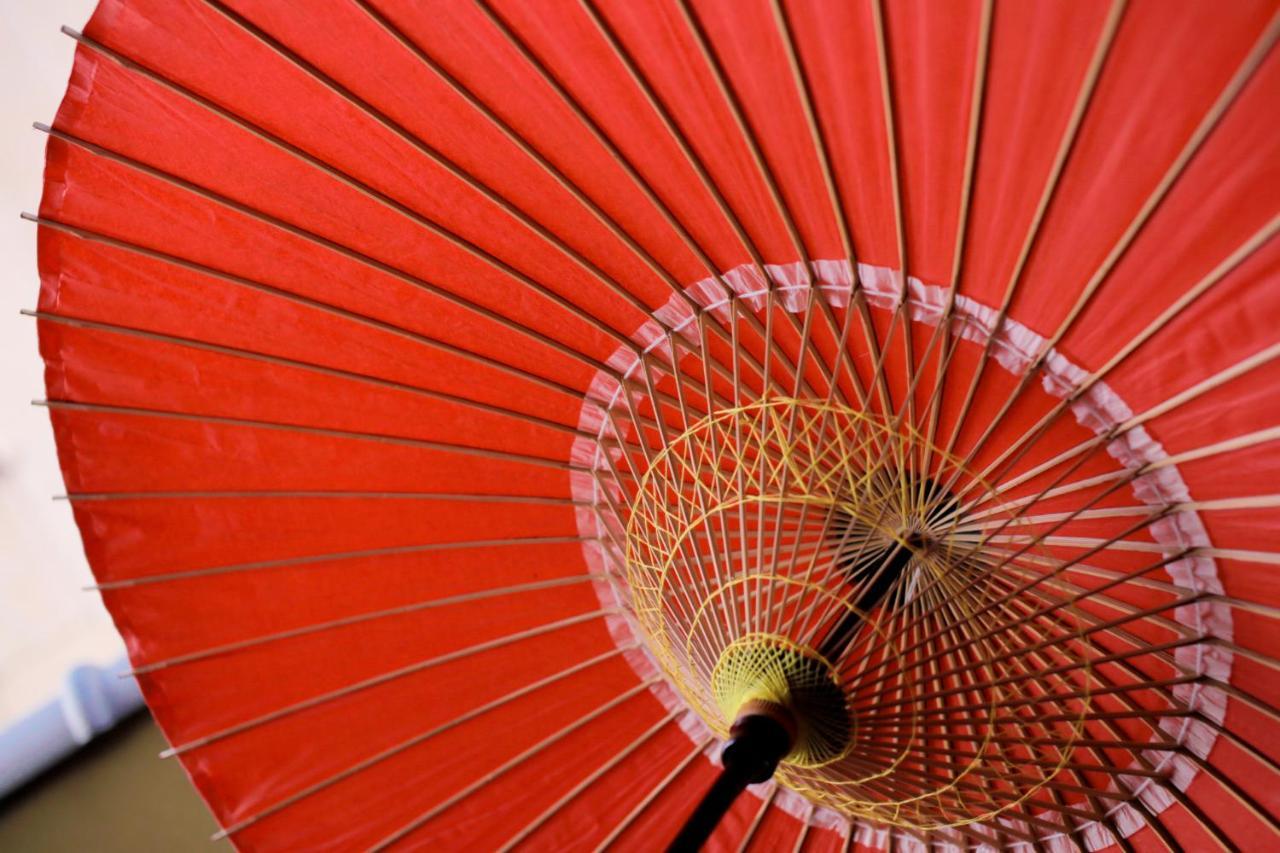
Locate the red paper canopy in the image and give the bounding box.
[33,0,1280,850]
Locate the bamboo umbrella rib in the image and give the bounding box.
[58,24,659,377]
[127,574,606,675]
[856,690,1195,744]
[995,535,1280,566]
[807,406,1164,651]
[1126,796,1181,852]
[86,535,594,592]
[734,784,777,853]
[35,125,632,384]
[495,711,681,852]
[908,606,993,834]
[1041,9,1280,357]
[467,0,731,290]
[27,310,595,440]
[471,0,824,413]
[163,609,621,758]
[212,644,634,841]
[996,551,1280,623]
[765,308,871,635]
[830,753,1130,821]
[999,565,1280,674]
[790,805,814,853]
[940,0,1126,471]
[22,213,595,404]
[1201,677,1280,729]
[652,336,740,650]
[1124,338,1280,430]
[691,317,749,643]
[966,422,1280,521]
[367,680,658,851]
[1072,230,1280,408]
[964,217,1280,505]
[35,400,581,473]
[1110,827,1139,853]
[1192,696,1280,768]
[593,737,712,852]
[344,0,696,312]
[914,0,994,500]
[767,0,879,418]
[861,590,1124,832]
[1179,745,1280,835]
[208,0,811,424]
[1080,645,1269,850]
[861,568,1201,706]
[929,586,1114,799]
[870,356,1251,644]
[867,0,918,435]
[867,0,904,278]
[993,560,1204,641]
[625,362,743,654]
[937,580,1109,783]
[768,0,859,268]
[855,584,1203,701]
[901,535,1152,840]
[574,0,835,403]
[843,750,1142,804]
[827,758,1027,843]
[182,2,670,331]
[960,504,1179,528]
[569,0,765,275]
[765,0,904,606]
[56,490,585,505]
[1011,592,1210,689]
[948,12,1280,485]
[965,493,1280,526]
[588,494,742,676]
[1155,424,1280,468]
[830,754,1123,826]
[674,0,811,267]
[992,591,1204,729]
[111,3,772,421]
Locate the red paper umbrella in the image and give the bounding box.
[29,0,1280,849]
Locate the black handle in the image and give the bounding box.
[667,713,792,852]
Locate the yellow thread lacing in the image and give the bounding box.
[622,398,1093,830]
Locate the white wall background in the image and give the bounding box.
[0,0,117,729]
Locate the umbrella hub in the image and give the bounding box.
[710,634,851,769]
[625,398,1080,836]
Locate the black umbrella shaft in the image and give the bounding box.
[670,533,919,848]
[667,712,792,852]
[818,542,913,661]
[665,763,752,853]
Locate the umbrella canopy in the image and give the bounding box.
[30,0,1279,849]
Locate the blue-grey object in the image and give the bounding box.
[0,657,143,799]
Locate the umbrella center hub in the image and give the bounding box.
[620,397,1096,830]
[710,635,852,769]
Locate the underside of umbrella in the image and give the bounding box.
[30,0,1280,850]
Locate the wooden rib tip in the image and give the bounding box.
[32,121,52,133]
[210,830,230,842]
[158,748,178,759]
[60,25,82,39]
[19,309,38,317]
[20,211,38,222]
[31,399,49,407]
